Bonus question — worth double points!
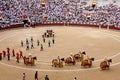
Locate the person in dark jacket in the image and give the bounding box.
[34,71,38,80]
[45,75,49,80]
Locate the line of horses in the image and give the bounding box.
[52,51,112,70]
[22,51,112,70]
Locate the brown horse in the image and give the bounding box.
[100,59,112,70]
[62,57,76,65]
[52,59,63,67]
[73,51,86,62]
[81,58,94,68]
[23,56,37,66]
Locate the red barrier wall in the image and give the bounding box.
[0,23,120,31]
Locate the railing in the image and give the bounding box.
[0,22,120,31]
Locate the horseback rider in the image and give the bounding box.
[104,58,109,65]
[70,53,74,62]
[57,56,60,67]
[87,56,91,64]
[28,53,32,62]
[78,50,82,57]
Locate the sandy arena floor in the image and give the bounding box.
[0,26,120,80]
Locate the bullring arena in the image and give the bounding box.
[0,25,120,80]
[0,0,120,80]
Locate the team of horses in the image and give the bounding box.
[42,30,54,38]
[22,51,112,70]
[52,51,112,70]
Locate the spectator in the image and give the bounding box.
[22,73,26,80]
[45,75,49,80]
[34,71,38,80]
[74,77,77,80]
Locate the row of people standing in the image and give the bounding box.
[20,36,55,51]
[22,71,49,80]
[0,48,23,63]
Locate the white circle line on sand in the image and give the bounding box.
[0,61,120,72]
[0,27,120,72]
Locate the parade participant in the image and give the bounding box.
[104,57,108,65]
[28,53,32,62]
[7,47,10,54]
[87,56,90,64]
[16,53,19,63]
[52,37,55,44]
[37,40,40,46]
[45,75,49,80]
[19,50,23,58]
[31,36,33,42]
[31,42,34,49]
[12,49,15,57]
[52,32,55,37]
[42,34,45,38]
[26,44,29,50]
[26,38,29,45]
[73,77,77,80]
[57,56,61,67]
[23,73,26,80]
[48,40,51,47]
[21,40,24,47]
[2,50,6,58]
[0,53,2,60]
[70,54,74,62]
[43,37,45,43]
[7,52,10,61]
[40,44,43,51]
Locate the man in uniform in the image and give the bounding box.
[12,49,15,57]
[57,56,60,67]
[87,56,90,64]
[7,52,10,61]
[2,50,6,58]
[48,40,51,47]
[26,38,29,45]
[31,36,33,42]
[31,42,34,49]
[52,37,55,44]
[0,53,2,60]
[104,57,108,65]
[37,40,40,46]
[43,37,45,43]
[19,50,23,58]
[21,40,23,47]
[7,47,10,54]
[40,44,43,51]
[16,53,19,63]
[26,44,29,50]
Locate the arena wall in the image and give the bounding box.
[0,23,120,31]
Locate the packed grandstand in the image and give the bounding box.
[0,0,120,29]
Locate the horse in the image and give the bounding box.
[100,59,112,70]
[52,59,63,67]
[73,51,86,62]
[81,58,94,68]
[23,56,37,66]
[62,57,76,65]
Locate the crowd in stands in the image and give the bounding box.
[0,0,120,28]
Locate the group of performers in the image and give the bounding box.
[0,48,23,63]
[54,50,111,70]
[20,35,55,51]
